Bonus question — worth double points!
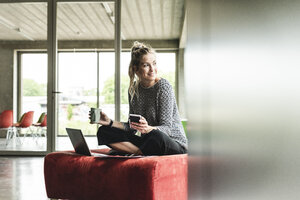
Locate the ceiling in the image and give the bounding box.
[0,0,185,44]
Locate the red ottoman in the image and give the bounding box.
[44,149,187,200]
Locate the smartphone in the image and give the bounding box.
[129,114,141,123]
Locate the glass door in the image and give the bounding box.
[56,1,115,151]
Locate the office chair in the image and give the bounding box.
[10,111,34,145]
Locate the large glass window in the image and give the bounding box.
[57,51,116,137]
[21,53,48,122]
[57,52,98,136]
[19,50,176,150]
[120,52,131,122]
[156,53,176,90]
[19,53,47,151]
[98,52,115,121]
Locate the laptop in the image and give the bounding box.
[66,128,108,157]
[66,128,144,158]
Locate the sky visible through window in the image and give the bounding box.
[22,52,175,90]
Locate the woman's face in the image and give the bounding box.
[136,53,157,84]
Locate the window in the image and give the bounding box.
[57,52,98,136]
[20,51,177,133]
[156,52,176,90]
[21,53,47,123]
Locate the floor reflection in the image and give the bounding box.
[0,137,107,200]
[0,156,48,200]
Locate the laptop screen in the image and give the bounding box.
[66,128,91,156]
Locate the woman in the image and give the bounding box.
[94,41,187,156]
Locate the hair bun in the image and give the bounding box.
[133,41,144,47]
[131,41,150,53]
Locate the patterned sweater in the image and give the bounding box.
[124,78,188,150]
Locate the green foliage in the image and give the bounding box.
[67,104,73,120]
[101,75,130,104]
[83,88,97,96]
[59,120,98,136]
[100,72,175,104]
[101,77,115,104]
[87,102,97,108]
[159,72,175,89]
[23,79,46,96]
[121,76,130,104]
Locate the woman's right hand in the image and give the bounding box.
[98,111,111,126]
[89,111,111,126]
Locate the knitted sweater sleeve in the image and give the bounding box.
[156,82,174,135]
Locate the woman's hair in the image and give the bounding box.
[128,41,156,102]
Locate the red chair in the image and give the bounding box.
[13,111,34,128]
[8,111,34,145]
[0,110,13,128]
[0,110,14,145]
[30,113,47,138]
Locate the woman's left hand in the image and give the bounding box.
[130,116,156,134]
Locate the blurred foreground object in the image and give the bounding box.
[186,0,300,199]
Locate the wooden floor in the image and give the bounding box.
[0,156,48,200]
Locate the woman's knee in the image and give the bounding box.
[140,130,168,155]
[142,130,184,155]
[146,130,169,144]
[97,126,111,138]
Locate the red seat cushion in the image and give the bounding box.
[44,149,187,200]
